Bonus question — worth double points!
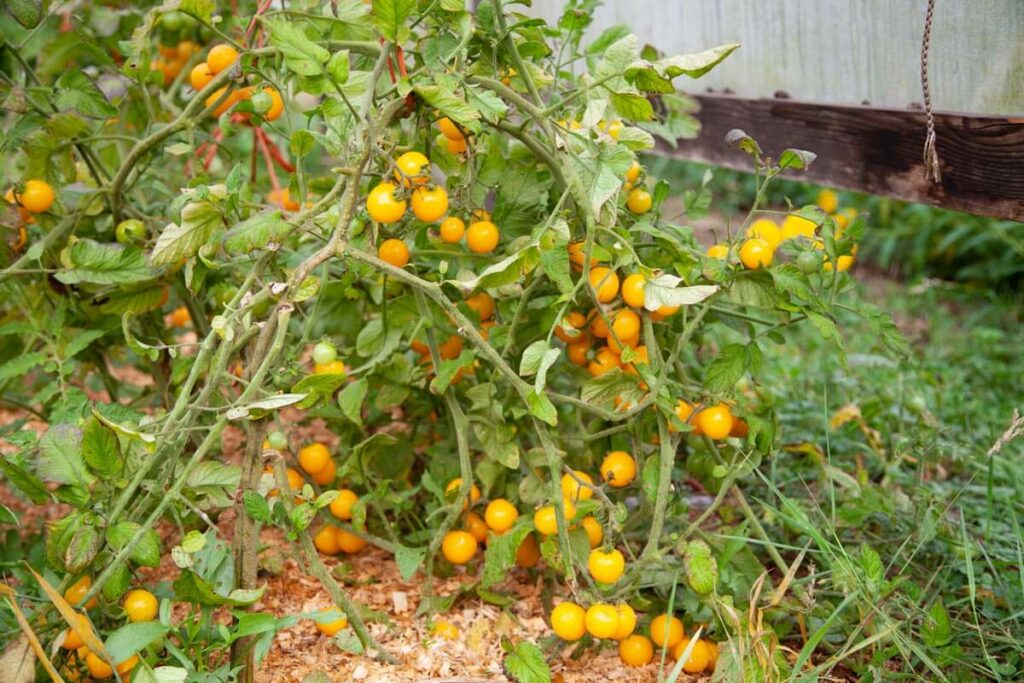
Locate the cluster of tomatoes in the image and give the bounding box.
[151,40,202,86]
[708,189,859,273]
[186,44,285,120]
[369,124,502,270]
[4,179,55,251]
[58,578,158,680]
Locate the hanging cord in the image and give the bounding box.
[920,0,942,183]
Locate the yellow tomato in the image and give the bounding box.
[745,218,782,248]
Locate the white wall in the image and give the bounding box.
[527,0,1024,115]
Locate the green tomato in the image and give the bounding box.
[796,250,822,274]
[250,90,272,115]
[115,219,146,245]
[160,11,184,32]
[267,430,288,450]
[312,341,337,366]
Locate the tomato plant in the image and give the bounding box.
[0,0,891,680]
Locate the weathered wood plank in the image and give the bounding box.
[659,94,1024,220]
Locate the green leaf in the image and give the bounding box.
[152,200,223,266]
[64,329,106,359]
[503,640,551,683]
[0,454,48,504]
[105,521,162,567]
[724,129,763,159]
[180,0,215,22]
[609,92,654,121]
[326,51,350,84]
[265,18,331,76]
[337,378,368,426]
[243,491,272,523]
[45,514,82,572]
[56,239,155,285]
[6,0,49,28]
[0,351,49,382]
[65,523,102,572]
[526,391,557,427]
[538,243,572,295]
[54,71,117,118]
[394,545,425,581]
[643,274,718,311]
[807,311,846,365]
[223,211,290,255]
[226,394,307,420]
[858,542,884,592]
[453,247,541,292]
[779,148,816,171]
[625,44,739,92]
[38,424,93,487]
[519,341,549,377]
[704,344,751,394]
[104,622,168,665]
[483,522,533,587]
[372,0,416,44]
[413,82,480,134]
[771,264,819,305]
[290,130,315,159]
[922,600,952,648]
[82,417,123,478]
[101,563,132,603]
[172,569,265,607]
[567,144,634,218]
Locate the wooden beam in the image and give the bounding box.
[659,94,1024,221]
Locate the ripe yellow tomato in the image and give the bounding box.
[446,136,468,154]
[366,182,407,224]
[588,267,619,303]
[739,238,773,269]
[60,613,92,650]
[651,304,679,321]
[624,161,641,185]
[745,218,782,248]
[189,62,214,90]
[580,515,603,548]
[205,87,239,117]
[445,478,481,509]
[438,334,463,360]
[410,186,448,223]
[781,214,817,240]
[554,310,587,343]
[621,273,646,308]
[377,238,410,268]
[611,309,640,341]
[515,533,541,568]
[315,611,348,636]
[626,187,652,214]
[672,400,703,435]
[18,180,55,214]
[697,404,734,440]
[336,529,368,554]
[606,333,637,354]
[311,459,336,485]
[672,637,715,673]
[619,634,654,666]
[116,654,139,676]
[439,216,465,243]
[437,117,464,141]
[567,241,598,269]
[588,548,625,584]
[84,651,114,679]
[64,576,97,610]
[600,451,636,488]
[464,512,489,543]
[466,292,495,321]
[314,360,346,376]
[441,530,478,564]
[484,498,519,532]
[285,467,304,491]
[585,603,620,639]
[206,44,239,74]
[561,470,594,502]
[816,189,839,214]
[313,525,342,555]
[298,443,331,475]
[590,314,610,339]
[650,614,684,649]
[824,254,855,272]
[394,151,431,187]
[123,589,158,622]
[706,243,729,260]
[466,220,500,253]
[588,347,621,377]
[533,500,575,535]
[614,603,637,640]
[550,602,586,641]
[329,489,359,520]
[566,339,589,366]
[269,188,300,212]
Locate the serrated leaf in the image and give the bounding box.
[771,264,819,305]
[151,200,223,266]
[54,71,117,118]
[483,522,533,587]
[55,239,155,284]
[372,0,417,44]
[568,144,633,218]
[414,82,480,134]
[337,378,368,425]
[394,545,425,581]
[265,18,331,76]
[65,523,101,572]
[922,599,952,648]
[104,622,168,665]
[223,211,290,255]
[703,344,748,394]
[38,424,93,487]
[503,640,551,683]
[82,416,123,478]
[65,329,106,359]
[0,454,48,503]
[0,351,48,381]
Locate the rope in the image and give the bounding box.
[920,0,942,183]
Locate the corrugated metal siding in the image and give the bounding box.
[527,0,1024,115]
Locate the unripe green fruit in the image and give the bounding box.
[312,341,337,365]
[250,91,272,115]
[267,431,288,450]
[115,219,146,245]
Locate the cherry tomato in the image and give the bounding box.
[626,187,652,214]
[115,219,145,245]
[439,216,465,243]
[621,273,646,308]
[329,489,359,520]
[312,341,337,366]
[315,610,348,636]
[585,603,620,639]
[189,62,214,91]
[619,634,654,666]
[411,186,448,223]
[550,602,586,640]
[366,182,407,224]
[600,451,637,488]
[560,470,593,502]
[588,267,619,303]
[466,292,495,321]
[650,613,684,649]
[378,238,410,268]
[441,530,478,564]
[696,404,734,440]
[206,44,239,74]
[484,498,519,532]
[739,238,773,269]
[394,151,431,187]
[298,443,331,475]
[588,548,625,584]
[466,220,500,253]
